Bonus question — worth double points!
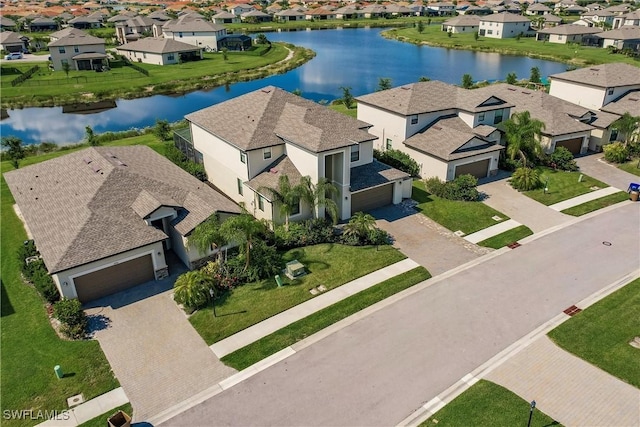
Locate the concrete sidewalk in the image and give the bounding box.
[464,219,522,244]
[37,388,129,427]
[549,186,622,211]
[486,335,640,427]
[210,258,420,357]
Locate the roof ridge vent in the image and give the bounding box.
[115,159,127,166]
[270,168,279,173]
[91,163,102,173]
[83,157,93,164]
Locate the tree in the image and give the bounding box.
[418,76,431,82]
[292,88,302,96]
[173,270,214,309]
[612,112,640,147]
[259,174,300,229]
[340,86,354,109]
[62,61,70,78]
[474,31,479,41]
[298,176,339,224]
[344,212,376,243]
[188,214,227,256]
[529,66,541,84]
[447,29,452,38]
[220,210,268,272]
[154,119,172,141]
[255,33,269,45]
[221,47,228,61]
[461,73,473,89]
[503,110,546,167]
[506,72,518,85]
[377,77,392,92]
[2,136,26,169]
[85,125,98,146]
[416,20,424,33]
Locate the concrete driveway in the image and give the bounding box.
[370,201,491,276]
[576,153,639,190]
[84,269,236,421]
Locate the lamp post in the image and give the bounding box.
[209,288,217,318]
[527,400,536,427]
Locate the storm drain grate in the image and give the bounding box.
[563,305,582,316]
[507,242,521,249]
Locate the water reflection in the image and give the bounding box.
[1,28,568,145]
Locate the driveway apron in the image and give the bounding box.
[85,277,236,422]
[575,153,639,191]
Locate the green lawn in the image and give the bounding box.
[413,181,509,235]
[524,168,608,206]
[422,380,561,427]
[617,158,640,177]
[225,16,445,33]
[189,244,406,345]
[561,191,629,216]
[548,278,640,388]
[78,403,133,427]
[387,25,640,68]
[477,225,534,249]
[222,266,430,370]
[329,103,357,118]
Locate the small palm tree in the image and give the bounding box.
[220,210,267,272]
[298,176,339,224]
[612,112,640,147]
[188,214,227,256]
[344,212,376,243]
[259,174,301,229]
[173,270,214,309]
[503,111,546,168]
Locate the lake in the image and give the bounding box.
[1,27,569,145]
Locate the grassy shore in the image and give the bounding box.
[384,25,640,67]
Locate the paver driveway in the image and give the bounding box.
[575,153,639,191]
[84,272,236,422]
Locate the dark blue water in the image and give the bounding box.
[1,28,569,144]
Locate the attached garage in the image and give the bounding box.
[454,159,490,179]
[555,138,583,155]
[351,183,393,215]
[73,254,155,302]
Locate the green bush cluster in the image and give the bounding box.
[603,142,630,163]
[424,174,480,201]
[546,146,578,171]
[164,143,207,181]
[340,227,391,246]
[18,240,60,304]
[274,219,336,249]
[374,149,420,177]
[53,298,88,339]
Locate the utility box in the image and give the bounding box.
[285,260,306,280]
[107,410,131,427]
[54,365,63,379]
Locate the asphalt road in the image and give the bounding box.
[162,203,640,427]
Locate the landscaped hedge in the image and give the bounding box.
[424,174,480,201]
[53,298,88,339]
[18,240,60,303]
[374,149,420,177]
[165,142,207,181]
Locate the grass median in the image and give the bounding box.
[477,225,534,249]
[561,191,629,216]
[221,266,430,370]
[524,168,608,206]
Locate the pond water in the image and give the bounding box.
[1,27,569,145]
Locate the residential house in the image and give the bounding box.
[460,6,492,16]
[334,6,365,19]
[147,10,172,22]
[28,16,58,31]
[229,4,255,16]
[274,9,306,21]
[106,11,137,24]
[479,13,534,39]
[384,4,414,17]
[115,15,157,44]
[241,9,272,22]
[536,24,602,44]
[580,10,615,28]
[427,2,456,16]
[3,146,241,303]
[596,26,640,50]
[526,3,551,16]
[538,14,563,28]
[305,7,337,20]
[180,86,412,223]
[68,15,102,29]
[212,11,241,24]
[116,38,202,65]
[0,31,29,53]
[48,29,107,71]
[442,15,480,34]
[156,15,227,52]
[49,27,86,42]
[361,5,387,18]
[613,10,640,29]
[356,81,511,181]
[0,16,17,30]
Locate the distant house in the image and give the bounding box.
[116,38,202,65]
[0,16,17,30]
[241,10,272,22]
[106,11,137,24]
[212,11,240,24]
[596,26,640,50]
[217,34,252,51]
[147,10,172,23]
[460,6,492,16]
[361,5,386,18]
[427,2,456,16]
[305,8,336,20]
[580,10,615,27]
[229,4,255,16]
[157,15,227,52]
[613,11,640,30]
[68,15,102,29]
[479,13,534,39]
[0,31,29,53]
[384,4,414,17]
[28,16,58,32]
[48,29,107,71]
[115,15,158,44]
[274,9,306,21]
[536,24,602,44]
[442,15,480,34]
[526,3,551,16]
[334,6,364,20]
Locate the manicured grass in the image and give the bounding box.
[477,225,534,249]
[617,158,640,177]
[225,16,444,33]
[422,380,560,427]
[412,181,509,235]
[387,25,640,67]
[189,243,406,345]
[78,403,133,427]
[329,103,357,118]
[548,278,640,388]
[561,191,629,216]
[221,266,430,370]
[524,168,608,206]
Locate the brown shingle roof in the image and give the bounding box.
[48,30,104,46]
[480,12,530,22]
[596,25,640,41]
[601,89,640,117]
[186,86,376,153]
[245,155,303,201]
[117,38,200,54]
[350,160,410,192]
[550,62,640,88]
[4,146,240,274]
[538,24,602,35]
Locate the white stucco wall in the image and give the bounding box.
[357,103,408,148]
[480,21,531,38]
[247,145,286,179]
[163,29,226,51]
[284,142,321,182]
[444,24,478,33]
[349,140,374,167]
[49,43,106,71]
[116,49,186,65]
[549,79,606,109]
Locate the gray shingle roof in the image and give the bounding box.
[350,160,410,192]
[213,11,237,18]
[480,12,531,22]
[48,31,105,47]
[245,155,303,201]
[537,24,602,35]
[549,62,640,88]
[601,89,640,117]
[0,31,25,45]
[186,86,376,153]
[4,146,240,274]
[163,16,225,32]
[443,15,480,26]
[49,27,86,40]
[117,38,200,54]
[596,25,640,41]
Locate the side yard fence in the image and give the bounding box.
[11,66,39,87]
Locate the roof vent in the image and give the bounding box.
[105,151,116,158]
[507,87,516,91]
[83,157,93,164]
[270,168,279,174]
[261,89,271,93]
[433,125,442,130]
[630,98,638,102]
[401,86,411,90]
[521,91,531,94]
[115,159,127,167]
[589,68,600,71]
[91,163,102,173]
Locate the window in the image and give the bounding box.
[168,54,175,61]
[487,29,493,35]
[240,152,247,163]
[263,147,272,160]
[178,32,183,38]
[143,52,146,59]
[610,128,619,142]
[493,109,504,124]
[237,178,243,195]
[478,112,485,121]
[290,197,300,215]
[607,88,614,95]
[350,145,360,162]
[410,114,418,125]
[386,138,392,150]
[74,45,79,53]
[58,47,66,54]
[258,195,265,211]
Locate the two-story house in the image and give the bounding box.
[613,10,640,29]
[47,29,107,71]
[356,81,511,181]
[115,15,158,44]
[156,15,227,52]
[479,12,534,39]
[178,86,412,223]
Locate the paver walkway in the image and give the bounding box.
[464,219,521,243]
[37,388,129,427]
[210,258,420,357]
[549,186,621,211]
[486,335,640,427]
[576,153,640,191]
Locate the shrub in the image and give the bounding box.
[510,167,543,191]
[499,155,522,172]
[547,147,578,171]
[274,219,335,249]
[54,299,87,339]
[17,240,38,276]
[374,149,420,177]
[243,240,283,282]
[32,268,60,303]
[424,174,479,201]
[603,142,629,164]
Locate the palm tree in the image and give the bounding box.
[259,174,300,229]
[298,176,339,224]
[503,111,546,167]
[220,210,267,272]
[173,270,214,309]
[344,212,376,243]
[188,214,227,256]
[612,112,640,147]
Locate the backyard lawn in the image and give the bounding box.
[477,225,533,249]
[561,191,629,216]
[523,168,608,206]
[548,278,640,388]
[422,380,561,427]
[189,243,406,345]
[412,181,509,235]
[222,266,430,370]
